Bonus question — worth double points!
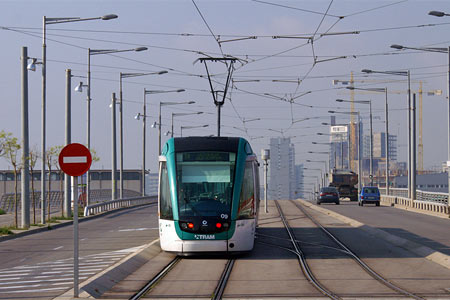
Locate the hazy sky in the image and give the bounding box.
[0,0,449,174]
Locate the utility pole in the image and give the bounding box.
[21,46,30,228]
[111,93,117,200]
[64,69,71,218]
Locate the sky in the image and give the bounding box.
[0,0,449,176]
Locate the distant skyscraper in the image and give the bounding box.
[363,132,397,161]
[268,137,296,200]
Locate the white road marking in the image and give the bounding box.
[0,273,29,277]
[2,287,67,293]
[0,244,146,294]
[118,227,156,232]
[0,278,20,281]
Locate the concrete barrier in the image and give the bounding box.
[381,195,449,218]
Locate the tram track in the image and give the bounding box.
[274,199,426,300]
[129,256,235,299]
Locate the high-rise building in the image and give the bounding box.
[268,137,296,200]
[363,132,397,161]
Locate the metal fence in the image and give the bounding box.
[83,195,157,217]
[379,188,448,205]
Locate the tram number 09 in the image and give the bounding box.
[220,214,228,219]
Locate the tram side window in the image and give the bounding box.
[159,162,173,220]
[238,161,255,219]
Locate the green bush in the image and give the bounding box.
[0,209,6,215]
[0,226,14,235]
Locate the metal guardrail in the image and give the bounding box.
[83,195,157,217]
[379,188,448,205]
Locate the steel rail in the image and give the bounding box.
[275,201,341,300]
[212,258,235,300]
[290,200,425,300]
[129,256,181,300]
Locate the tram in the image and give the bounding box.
[158,136,260,254]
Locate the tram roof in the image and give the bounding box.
[173,136,246,153]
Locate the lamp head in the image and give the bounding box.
[188,101,195,104]
[27,58,37,72]
[429,10,445,17]
[177,89,185,93]
[74,82,84,92]
[151,121,157,128]
[164,131,170,136]
[134,113,140,120]
[361,69,372,74]
[158,70,168,75]
[390,44,404,50]
[101,14,118,20]
[135,47,148,52]
[336,99,344,102]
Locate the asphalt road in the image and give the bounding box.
[307,199,450,255]
[0,203,159,300]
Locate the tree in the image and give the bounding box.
[29,146,39,224]
[1,132,21,228]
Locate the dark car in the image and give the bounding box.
[317,187,340,205]
[358,186,380,206]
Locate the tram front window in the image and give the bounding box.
[176,152,235,218]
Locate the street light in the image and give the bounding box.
[362,68,412,199]
[337,98,373,185]
[346,86,390,194]
[75,46,148,206]
[427,12,450,209]
[180,124,209,137]
[171,111,203,137]
[306,160,328,186]
[40,14,117,225]
[159,100,193,149]
[118,70,167,199]
[142,89,186,154]
[134,109,151,196]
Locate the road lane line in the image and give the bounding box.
[53,246,63,250]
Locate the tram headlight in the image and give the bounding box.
[181,223,188,229]
[187,223,194,229]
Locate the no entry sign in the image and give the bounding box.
[58,143,92,177]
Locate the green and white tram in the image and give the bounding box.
[158,136,260,254]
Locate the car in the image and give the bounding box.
[358,186,380,206]
[317,187,340,205]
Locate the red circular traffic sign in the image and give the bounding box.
[58,143,92,177]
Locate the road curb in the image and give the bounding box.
[52,239,161,300]
[0,202,156,243]
[298,199,450,270]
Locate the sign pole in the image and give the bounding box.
[58,143,92,299]
[73,175,79,298]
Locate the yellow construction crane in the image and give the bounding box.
[338,80,442,173]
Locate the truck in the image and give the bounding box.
[329,169,358,201]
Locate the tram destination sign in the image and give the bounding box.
[58,143,92,177]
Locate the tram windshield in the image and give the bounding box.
[176,151,235,218]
